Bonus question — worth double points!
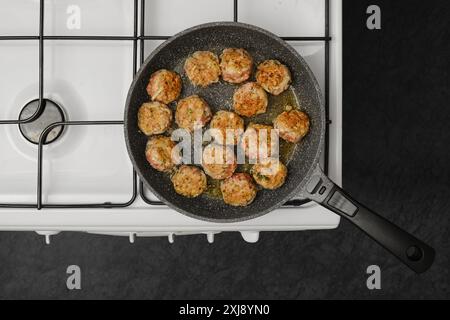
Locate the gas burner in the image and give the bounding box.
[18,99,65,145]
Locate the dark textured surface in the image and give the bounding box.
[0,0,449,299]
[125,22,325,222]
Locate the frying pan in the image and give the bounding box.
[124,22,435,273]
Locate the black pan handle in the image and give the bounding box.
[303,165,435,274]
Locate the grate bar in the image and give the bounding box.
[0,35,330,42]
[138,0,164,205]
[36,121,137,210]
[324,0,330,175]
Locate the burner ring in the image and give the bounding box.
[18,99,66,145]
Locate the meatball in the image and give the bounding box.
[233,82,268,117]
[220,173,257,207]
[202,144,237,180]
[220,48,253,84]
[256,60,291,95]
[209,111,244,145]
[175,95,212,132]
[252,158,287,190]
[171,165,207,198]
[146,69,182,104]
[145,136,180,172]
[184,51,221,87]
[273,109,310,143]
[240,123,279,161]
[138,101,172,136]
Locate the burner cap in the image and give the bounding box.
[18,99,65,145]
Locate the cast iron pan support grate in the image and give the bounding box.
[0,0,331,209]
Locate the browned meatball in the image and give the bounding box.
[240,123,279,161]
[233,82,268,117]
[184,51,221,87]
[273,109,310,143]
[220,48,253,84]
[171,165,207,198]
[252,158,287,190]
[145,136,180,172]
[146,69,182,104]
[220,173,257,207]
[256,60,291,95]
[202,144,237,180]
[175,95,212,132]
[137,101,172,136]
[209,111,244,145]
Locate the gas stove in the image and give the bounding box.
[0,0,342,244]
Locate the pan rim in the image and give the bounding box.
[124,21,325,223]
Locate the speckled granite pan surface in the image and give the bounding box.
[0,0,448,299]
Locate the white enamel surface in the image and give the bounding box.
[239,0,325,37]
[0,0,342,238]
[0,0,135,204]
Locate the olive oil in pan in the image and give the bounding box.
[249,87,299,125]
[249,87,299,165]
[205,178,222,199]
[204,88,300,200]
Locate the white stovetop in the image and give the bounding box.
[0,0,342,242]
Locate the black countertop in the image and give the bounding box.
[0,0,448,299]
